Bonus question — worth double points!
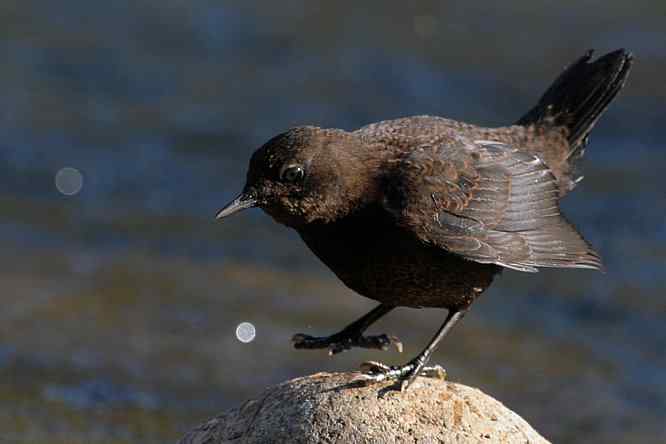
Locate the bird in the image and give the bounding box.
[216,49,633,391]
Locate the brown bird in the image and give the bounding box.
[217,49,633,390]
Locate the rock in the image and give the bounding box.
[178,372,550,444]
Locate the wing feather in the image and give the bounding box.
[383,140,603,272]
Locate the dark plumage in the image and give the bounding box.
[217,49,633,390]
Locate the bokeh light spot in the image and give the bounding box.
[235,322,256,343]
[55,167,84,196]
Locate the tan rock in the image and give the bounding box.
[178,372,550,444]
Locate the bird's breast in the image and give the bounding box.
[297,205,499,309]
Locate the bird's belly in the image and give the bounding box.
[299,224,499,309]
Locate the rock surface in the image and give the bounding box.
[178,372,550,444]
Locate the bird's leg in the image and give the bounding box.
[358,309,467,391]
[292,304,401,355]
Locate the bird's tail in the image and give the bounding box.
[517,49,633,168]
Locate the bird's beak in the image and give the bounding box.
[216,192,257,220]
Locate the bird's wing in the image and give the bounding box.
[383,140,603,272]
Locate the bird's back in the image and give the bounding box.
[356,116,572,196]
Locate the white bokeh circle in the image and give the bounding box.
[235,322,256,343]
[55,167,84,196]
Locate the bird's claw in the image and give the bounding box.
[356,360,447,391]
[359,360,392,375]
[291,333,402,355]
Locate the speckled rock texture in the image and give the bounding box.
[178,372,550,444]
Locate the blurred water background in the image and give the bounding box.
[1,1,665,442]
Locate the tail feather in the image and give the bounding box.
[517,49,633,163]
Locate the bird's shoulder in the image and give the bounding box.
[382,139,515,224]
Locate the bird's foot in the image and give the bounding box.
[291,332,403,355]
[356,360,447,392]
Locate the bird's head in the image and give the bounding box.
[217,126,382,228]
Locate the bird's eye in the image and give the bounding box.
[280,165,305,183]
